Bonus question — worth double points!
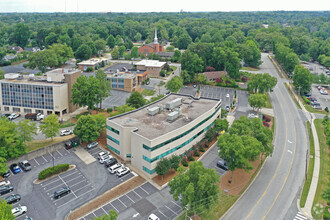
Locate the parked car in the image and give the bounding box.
[225,105,230,112]
[25,113,44,121]
[193,84,197,88]
[0,180,10,187]
[217,159,228,171]
[8,113,21,120]
[60,129,73,136]
[108,163,123,174]
[54,187,71,199]
[10,163,21,174]
[304,92,311,97]
[23,217,33,220]
[11,206,27,217]
[312,104,322,109]
[1,113,11,118]
[65,138,79,150]
[0,185,14,195]
[19,160,32,172]
[116,167,130,177]
[1,170,10,178]
[320,89,328,95]
[317,86,324,90]
[226,94,230,98]
[311,101,320,106]
[99,155,112,164]
[97,151,110,159]
[248,113,258,119]
[5,194,21,204]
[307,97,317,101]
[104,158,118,168]
[87,141,98,149]
[148,214,160,220]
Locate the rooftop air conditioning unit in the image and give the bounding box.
[148,106,160,116]
[166,98,182,110]
[167,111,179,121]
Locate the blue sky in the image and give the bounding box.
[0,0,327,12]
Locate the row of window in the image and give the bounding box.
[143,166,156,174]
[107,144,120,155]
[143,105,221,152]
[143,122,214,163]
[107,135,120,145]
[107,125,120,135]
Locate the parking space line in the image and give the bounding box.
[33,158,40,166]
[131,190,142,199]
[139,186,149,195]
[41,155,48,162]
[65,174,83,184]
[117,198,127,207]
[60,170,79,179]
[107,203,119,213]
[41,177,61,187]
[69,179,86,188]
[171,201,181,209]
[74,188,94,199]
[73,183,92,195]
[64,147,71,154]
[92,212,97,217]
[58,175,78,198]
[101,207,108,214]
[46,183,66,193]
[158,210,167,219]
[124,194,134,203]
[56,149,63,157]
[165,204,178,215]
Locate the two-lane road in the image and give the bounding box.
[222,53,308,220]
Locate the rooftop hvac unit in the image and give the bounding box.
[148,106,160,116]
[158,104,164,111]
[166,98,182,110]
[4,73,21,79]
[167,111,179,121]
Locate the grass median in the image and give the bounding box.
[25,135,73,152]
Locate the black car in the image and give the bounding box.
[217,159,228,171]
[104,158,118,168]
[1,113,11,118]
[0,185,14,195]
[1,170,10,178]
[19,160,32,171]
[5,194,21,204]
[54,187,71,199]
[65,138,79,150]
[10,163,21,174]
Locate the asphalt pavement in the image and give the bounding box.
[222,53,309,220]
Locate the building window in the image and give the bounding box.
[107,125,119,135]
[143,122,214,163]
[143,106,221,152]
[126,154,131,158]
[143,166,156,174]
[107,135,120,145]
[107,144,120,155]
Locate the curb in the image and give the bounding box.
[33,164,76,185]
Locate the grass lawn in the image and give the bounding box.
[265,93,273,108]
[25,136,73,152]
[59,118,75,128]
[241,66,259,71]
[300,121,315,208]
[141,89,156,96]
[312,119,329,219]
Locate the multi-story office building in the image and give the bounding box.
[106,94,221,178]
[0,69,81,117]
[106,69,148,92]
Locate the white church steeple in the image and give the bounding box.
[154,29,158,44]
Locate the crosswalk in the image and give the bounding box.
[293,211,308,220]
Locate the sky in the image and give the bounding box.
[0,0,328,12]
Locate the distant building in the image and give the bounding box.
[3,55,17,62]
[24,47,41,53]
[0,69,81,116]
[7,46,23,54]
[106,94,221,178]
[201,71,228,82]
[138,29,165,56]
[77,58,108,71]
[135,60,167,77]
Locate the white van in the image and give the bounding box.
[108,163,122,174]
[148,214,160,220]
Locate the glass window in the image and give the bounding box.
[143,166,156,174]
[107,125,119,135]
[107,144,120,155]
[107,135,120,145]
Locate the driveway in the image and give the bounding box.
[101,90,131,109]
[310,84,330,109]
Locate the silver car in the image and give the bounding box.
[87,142,98,149]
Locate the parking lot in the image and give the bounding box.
[101,90,132,109]
[310,85,330,110]
[80,182,182,220]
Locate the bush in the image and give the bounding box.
[181,156,189,167]
[262,121,270,127]
[38,164,69,180]
[302,96,311,104]
[194,150,200,157]
[263,115,271,122]
[241,75,248,82]
[107,108,113,113]
[324,206,330,219]
[325,107,329,112]
[86,66,94,72]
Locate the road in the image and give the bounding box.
[222,53,309,220]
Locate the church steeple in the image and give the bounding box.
[154,28,158,44]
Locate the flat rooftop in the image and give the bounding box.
[135,60,166,68]
[1,74,66,86]
[109,94,220,140]
[47,68,81,75]
[106,73,136,79]
[78,58,107,66]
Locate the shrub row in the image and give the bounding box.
[38,164,70,180]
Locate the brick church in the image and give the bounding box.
[138,29,164,56]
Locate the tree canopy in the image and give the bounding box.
[248,94,268,112]
[39,114,60,141]
[126,91,146,108]
[293,65,313,95]
[166,76,183,93]
[74,115,100,143]
[247,73,277,93]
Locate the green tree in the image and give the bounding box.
[156,158,171,180]
[27,50,59,73]
[247,73,277,93]
[111,47,120,60]
[107,35,115,49]
[248,94,267,112]
[181,50,204,76]
[115,105,135,114]
[58,34,71,46]
[0,68,5,80]
[180,70,192,85]
[205,127,217,142]
[48,43,74,66]
[71,76,101,111]
[45,32,58,47]
[215,119,229,132]
[74,115,100,143]
[293,65,313,95]
[242,39,261,67]
[194,74,207,84]
[131,46,139,58]
[39,114,60,141]
[0,157,8,176]
[0,199,14,220]
[225,48,241,79]
[171,50,181,62]
[284,52,299,74]
[17,119,37,142]
[93,210,118,220]
[126,91,146,108]
[11,23,30,48]
[95,39,107,54]
[92,114,106,131]
[169,161,219,215]
[177,33,192,49]
[95,70,111,109]
[119,45,126,58]
[75,44,92,61]
[166,76,183,93]
[169,155,181,171]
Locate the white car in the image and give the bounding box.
[226,94,230,98]
[99,154,112,164]
[108,163,123,174]
[97,151,110,159]
[60,129,73,136]
[320,89,328,95]
[0,180,10,186]
[248,113,258,119]
[11,206,27,217]
[8,113,20,120]
[116,167,130,177]
[148,214,160,220]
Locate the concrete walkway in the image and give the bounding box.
[74,146,96,165]
[287,82,320,219]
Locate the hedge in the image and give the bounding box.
[302,96,311,104]
[38,164,70,180]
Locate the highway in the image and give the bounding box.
[222,53,309,220]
